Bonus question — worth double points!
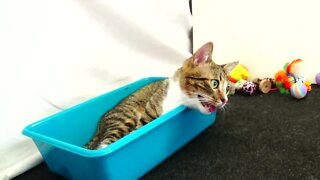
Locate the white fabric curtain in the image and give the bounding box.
[0,0,192,179]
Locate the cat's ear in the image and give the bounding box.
[221,61,239,74]
[193,42,214,64]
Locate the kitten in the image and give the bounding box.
[85,42,238,150]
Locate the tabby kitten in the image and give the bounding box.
[85,42,238,150]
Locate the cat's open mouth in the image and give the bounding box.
[197,95,216,113]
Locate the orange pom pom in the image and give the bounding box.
[275,70,287,82]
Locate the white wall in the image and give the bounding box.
[194,0,320,83]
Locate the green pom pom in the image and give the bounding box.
[276,81,283,88]
[284,89,290,95]
[279,88,290,95]
[283,62,289,71]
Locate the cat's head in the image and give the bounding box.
[177,42,238,114]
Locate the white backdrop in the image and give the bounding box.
[0,0,192,178]
[194,0,320,83]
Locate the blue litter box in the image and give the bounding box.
[22,77,216,180]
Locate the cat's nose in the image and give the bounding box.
[220,97,228,104]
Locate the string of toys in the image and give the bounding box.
[228,59,319,99]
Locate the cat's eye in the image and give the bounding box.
[211,80,219,89]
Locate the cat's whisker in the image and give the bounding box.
[225,104,229,112]
[217,104,227,120]
[224,104,229,113]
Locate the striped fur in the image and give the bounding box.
[85,80,169,149]
[85,42,238,149]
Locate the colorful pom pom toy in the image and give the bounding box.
[274,59,311,98]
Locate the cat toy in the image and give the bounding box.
[316,72,320,85]
[228,64,250,83]
[234,78,276,95]
[253,78,276,94]
[241,81,257,95]
[234,79,247,91]
[274,59,311,99]
[228,64,255,95]
[290,81,308,99]
[230,64,275,95]
[229,64,277,95]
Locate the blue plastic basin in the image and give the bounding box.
[22,77,216,180]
